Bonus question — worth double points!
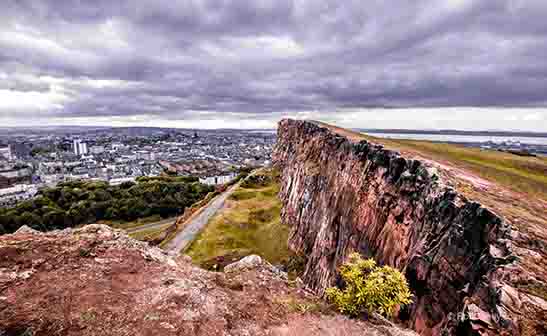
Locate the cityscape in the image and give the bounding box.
[0,127,275,207]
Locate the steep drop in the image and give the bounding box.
[273,119,546,336]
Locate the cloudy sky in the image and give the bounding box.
[1,0,547,130]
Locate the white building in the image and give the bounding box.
[199,173,237,186]
[136,151,155,161]
[109,177,136,186]
[66,173,90,181]
[73,140,88,156]
[0,167,32,179]
[0,146,12,161]
[90,145,105,154]
[0,184,38,207]
[41,174,63,187]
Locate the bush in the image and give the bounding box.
[325,253,412,317]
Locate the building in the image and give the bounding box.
[0,166,32,179]
[40,174,63,187]
[73,140,88,156]
[0,184,38,207]
[136,151,154,161]
[90,145,105,154]
[109,177,136,186]
[0,146,12,161]
[199,173,237,186]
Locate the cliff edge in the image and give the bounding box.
[273,119,547,336]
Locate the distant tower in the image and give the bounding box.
[73,140,80,155]
[74,140,88,156]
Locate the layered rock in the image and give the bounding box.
[0,224,417,336]
[273,119,546,336]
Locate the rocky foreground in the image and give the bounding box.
[0,225,416,336]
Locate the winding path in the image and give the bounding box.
[164,172,257,255]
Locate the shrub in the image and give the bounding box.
[326,253,412,317]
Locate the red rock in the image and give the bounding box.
[273,119,546,336]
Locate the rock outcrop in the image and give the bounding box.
[273,119,547,336]
[0,224,418,336]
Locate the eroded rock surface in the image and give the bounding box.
[273,119,547,336]
[0,224,417,336]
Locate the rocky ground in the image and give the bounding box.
[0,225,417,336]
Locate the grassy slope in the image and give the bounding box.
[186,169,291,270]
[363,135,547,200]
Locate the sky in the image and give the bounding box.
[1,0,547,131]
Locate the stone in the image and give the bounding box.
[224,255,265,273]
[14,225,40,235]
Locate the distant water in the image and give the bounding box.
[247,130,277,134]
[362,132,547,146]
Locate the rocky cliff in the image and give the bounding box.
[0,224,418,336]
[273,119,547,336]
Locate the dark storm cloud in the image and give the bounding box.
[2,0,547,125]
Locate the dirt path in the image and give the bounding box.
[164,171,258,255]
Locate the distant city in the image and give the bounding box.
[1,125,546,208]
[0,127,275,207]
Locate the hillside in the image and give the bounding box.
[273,119,547,336]
[187,169,291,271]
[0,225,417,336]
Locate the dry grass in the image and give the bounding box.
[363,135,547,200]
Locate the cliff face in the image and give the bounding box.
[273,119,546,336]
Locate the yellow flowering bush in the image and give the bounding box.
[326,253,412,317]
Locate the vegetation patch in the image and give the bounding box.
[0,176,214,235]
[229,189,259,201]
[186,169,292,271]
[517,281,547,301]
[274,296,331,315]
[326,253,412,317]
[128,224,172,241]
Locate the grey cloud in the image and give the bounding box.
[1,0,547,128]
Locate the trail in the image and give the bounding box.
[164,171,258,255]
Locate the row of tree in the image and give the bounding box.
[0,176,214,234]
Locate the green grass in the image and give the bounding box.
[128,224,170,241]
[186,169,291,270]
[100,214,166,230]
